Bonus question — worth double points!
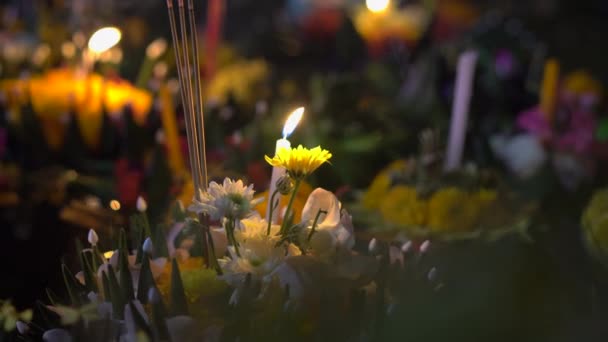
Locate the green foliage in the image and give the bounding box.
[79,251,98,293]
[169,258,189,316]
[136,255,154,304]
[61,264,82,306]
[106,264,125,320]
[119,249,135,302]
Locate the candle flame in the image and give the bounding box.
[366,0,390,13]
[88,27,122,54]
[109,199,121,211]
[282,107,304,138]
[103,251,115,259]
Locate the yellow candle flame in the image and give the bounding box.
[282,107,304,138]
[88,27,122,54]
[366,0,390,13]
[103,251,115,259]
[109,199,121,211]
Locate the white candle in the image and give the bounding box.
[267,107,304,223]
[444,50,478,172]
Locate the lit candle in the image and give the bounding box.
[85,27,122,75]
[366,0,390,13]
[540,58,560,124]
[444,50,478,172]
[267,107,304,223]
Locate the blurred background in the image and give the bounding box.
[2,0,608,339]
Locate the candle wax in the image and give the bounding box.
[267,138,290,223]
[444,50,478,172]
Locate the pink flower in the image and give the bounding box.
[517,106,596,156]
[517,106,552,142]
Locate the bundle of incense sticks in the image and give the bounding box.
[166,0,221,273]
[166,0,207,199]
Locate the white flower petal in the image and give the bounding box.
[43,328,73,342]
[301,188,341,228]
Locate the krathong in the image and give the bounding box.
[17,145,444,341]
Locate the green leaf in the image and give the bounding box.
[75,238,85,270]
[131,214,151,242]
[171,201,187,222]
[128,301,153,339]
[106,264,126,320]
[136,255,154,304]
[92,246,105,272]
[597,118,608,141]
[169,258,189,316]
[80,251,98,293]
[153,224,170,258]
[340,133,383,153]
[136,226,145,264]
[35,300,60,328]
[117,229,135,301]
[61,264,81,306]
[45,288,61,306]
[150,287,169,340]
[101,270,112,303]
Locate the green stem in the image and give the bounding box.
[200,213,222,275]
[92,246,101,271]
[307,209,327,242]
[142,213,152,238]
[267,189,281,235]
[135,57,154,89]
[206,227,223,275]
[228,219,241,257]
[280,179,301,236]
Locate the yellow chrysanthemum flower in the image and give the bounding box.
[563,70,603,99]
[156,257,226,305]
[265,145,332,180]
[363,160,408,210]
[379,185,427,227]
[582,188,608,262]
[427,188,481,233]
[206,59,269,105]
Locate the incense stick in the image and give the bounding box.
[177,0,204,190]
[166,0,207,198]
[166,0,219,272]
[187,0,208,188]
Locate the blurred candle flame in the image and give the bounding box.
[88,27,122,54]
[366,0,390,13]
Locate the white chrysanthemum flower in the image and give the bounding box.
[188,178,263,221]
[219,217,294,285]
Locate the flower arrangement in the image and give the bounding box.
[1,68,152,150]
[11,145,444,341]
[492,69,605,191]
[359,131,532,241]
